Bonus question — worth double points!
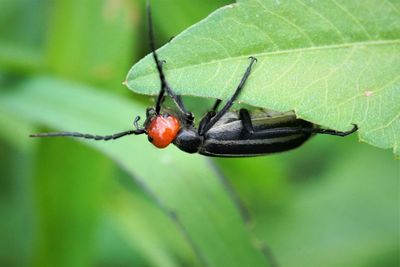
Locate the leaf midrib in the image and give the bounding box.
[135,39,399,77]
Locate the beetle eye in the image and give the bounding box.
[148,136,153,143]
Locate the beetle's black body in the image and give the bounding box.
[174,111,315,157]
[29,4,358,156]
[201,111,314,157]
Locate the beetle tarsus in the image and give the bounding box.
[248,56,258,63]
[305,124,358,137]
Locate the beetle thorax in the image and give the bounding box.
[173,128,203,154]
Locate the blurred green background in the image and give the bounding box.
[0,0,398,267]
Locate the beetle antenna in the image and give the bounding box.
[147,1,166,114]
[30,116,146,141]
[29,128,146,141]
[146,1,194,124]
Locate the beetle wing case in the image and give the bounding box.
[199,110,315,157]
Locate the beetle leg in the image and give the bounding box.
[239,124,358,137]
[167,86,194,125]
[198,112,213,134]
[199,57,257,135]
[211,99,222,112]
[198,99,222,133]
[239,109,255,134]
[304,124,358,137]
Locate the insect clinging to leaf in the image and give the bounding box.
[30,3,358,157]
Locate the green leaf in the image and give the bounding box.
[0,77,272,267]
[105,186,199,267]
[46,0,139,87]
[32,138,112,267]
[126,0,400,157]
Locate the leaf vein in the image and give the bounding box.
[155,40,399,75]
[383,0,400,15]
[295,0,346,41]
[365,112,400,134]
[255,0,315,46]
[330,0,372,39]
[294,46,357,103]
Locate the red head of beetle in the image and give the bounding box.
[145,108,181,148]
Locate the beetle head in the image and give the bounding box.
[144,107,181,149]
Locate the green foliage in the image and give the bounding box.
[0,1,398,267]
[1,77,269,266]
[127,0,400,156]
